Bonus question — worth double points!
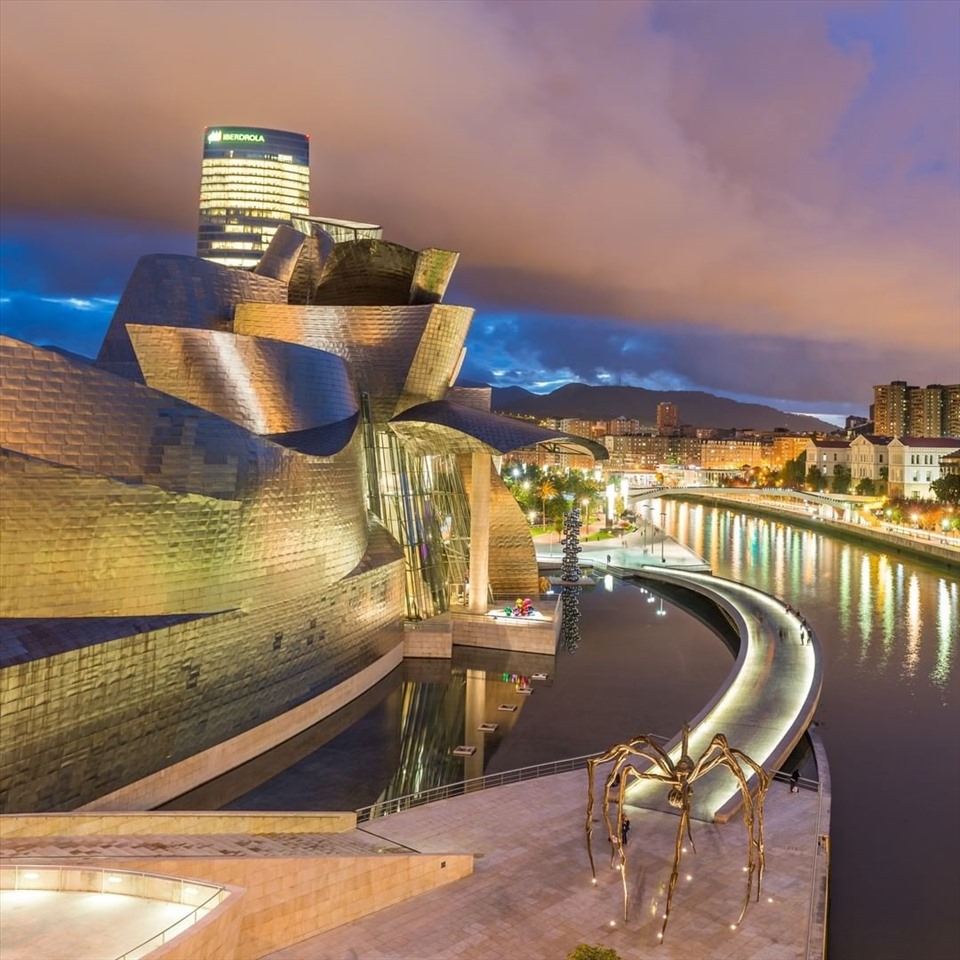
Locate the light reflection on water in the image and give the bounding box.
[660,498,959,960]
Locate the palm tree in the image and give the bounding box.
[538,479,557,526]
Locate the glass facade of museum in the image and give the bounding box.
[198,126,310,269]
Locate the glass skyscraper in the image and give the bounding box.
[197,126,310,269]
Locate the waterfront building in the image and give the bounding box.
[849,434,892,486]
[804,438,851,479]
[887,437,960,499]
[607,416,647,436]
[873,381,911,436]
[771,434,812,469]
[197,126,310,269]
[700,438,770,471]
[0,223,604,814]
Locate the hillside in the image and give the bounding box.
[490,383,838,433]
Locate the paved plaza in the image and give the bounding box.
[267,767,821,960]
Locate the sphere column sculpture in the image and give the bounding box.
[560,507,583,653]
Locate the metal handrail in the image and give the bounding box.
[355,742,669,824]
[355,754,594,823]
[117,886,226,960]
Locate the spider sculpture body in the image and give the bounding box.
[585,723,771,942]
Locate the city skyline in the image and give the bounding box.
[1,0,958,421]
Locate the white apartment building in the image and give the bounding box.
[804,439,851,478]
[849,435,892,481]
[887,438,960,499]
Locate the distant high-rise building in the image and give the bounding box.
[944,385,960,437]
[197,126,310,269]
[657,402,678,436]
[873,381,911,436]
[874,381,960,438]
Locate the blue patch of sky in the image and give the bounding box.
[1,214,192,356]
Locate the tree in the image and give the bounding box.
[855,477,876,496]
[538,479,558,525]
[931,474,960,504]
[806,466,827,492]
[831,464,851,495]
[783,453,806,488]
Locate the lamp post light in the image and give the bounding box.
[660,510,667,563]
[582,498,590,535]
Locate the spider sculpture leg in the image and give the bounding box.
[660,793,693,941]
[689,737,771,923]
[585,738,676,882]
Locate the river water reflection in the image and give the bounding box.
[195,500,958,960]
[665,499,959,960]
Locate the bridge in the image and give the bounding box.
[629,485,885,518]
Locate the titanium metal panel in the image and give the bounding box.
[1,340,370,618]
[459,455,540,598]
[95,254,288,379]
[390,399,610,458]
[253,224,308,283]
[128,325,358,444]
[233,303,473,422]
[409,248,459,305]
[313,239,418,305]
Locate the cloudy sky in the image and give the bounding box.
[1,0,958,420]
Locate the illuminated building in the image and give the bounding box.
[873,381,960,438]
[197,126,310,269]
[656,402,678,436]
[1,224,603,813]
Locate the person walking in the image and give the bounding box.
[790,770,800,794]
[620,817,631,846]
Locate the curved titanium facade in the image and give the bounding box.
[197,126,310,270]
[0,222,602,812]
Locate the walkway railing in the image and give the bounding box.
[356,742,669,824]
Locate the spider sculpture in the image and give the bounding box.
[585,723,771,942]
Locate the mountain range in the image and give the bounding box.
[488,384,839,433]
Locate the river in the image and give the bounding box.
[185,499,958,960]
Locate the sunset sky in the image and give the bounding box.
[1,0,958,421]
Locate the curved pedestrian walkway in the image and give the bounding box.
[624,567,822,823]
[264,559,827,959]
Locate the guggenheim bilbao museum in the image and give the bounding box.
[0,222,606,814]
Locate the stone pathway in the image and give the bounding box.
[266,769,820,960]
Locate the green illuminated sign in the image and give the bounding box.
[207,130,266,144]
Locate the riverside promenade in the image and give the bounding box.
[268,766,825,960]
[267,536,828,960]
[2,529,829,960]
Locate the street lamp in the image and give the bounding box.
[660,510,667,562]
[582,498,590,535]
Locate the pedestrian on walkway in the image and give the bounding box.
[620,817,631,846]
[790,770,800,794]
[778,626,784,643]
